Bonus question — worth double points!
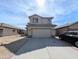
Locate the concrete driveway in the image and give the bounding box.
[11,38,78,59]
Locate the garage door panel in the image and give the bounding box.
[32,29,51,38]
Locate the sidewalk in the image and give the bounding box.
[0,35,21,45]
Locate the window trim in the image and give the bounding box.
[33,17,38,23]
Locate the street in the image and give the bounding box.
[11,38,78,59]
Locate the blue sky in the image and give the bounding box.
[0,0,78,29]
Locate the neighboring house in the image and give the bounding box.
[0,23,20,37]
[26,14,56,38]
[55,21,78,35]
[17,29,26,36]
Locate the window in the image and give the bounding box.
[0,29,3,33]
[35,18,38,23]
[13,29,16,32]
[33,17,38,23]
[0,29,3,36]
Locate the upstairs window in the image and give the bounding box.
[33,17,38,23]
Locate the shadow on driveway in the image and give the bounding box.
[3,37,72,55]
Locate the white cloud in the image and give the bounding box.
[0,0,77,17]
[0,0,77,28]
[34,0,77,16]
[35,0,46,8]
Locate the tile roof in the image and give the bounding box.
[55,21,78,29]
[27,24,57,27]
[29,14,54,20]
[0,23,21,29]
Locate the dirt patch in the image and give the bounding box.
[0,35,28,59]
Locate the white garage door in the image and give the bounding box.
[32,29,51,38]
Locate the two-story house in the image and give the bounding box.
[27,14,56,38]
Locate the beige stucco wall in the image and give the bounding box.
[27,27,32,36]
[56,23,78,35]
[0,27,3,36]
[51,29,56,36]
[0,27,3,29]
[68,23,78,30]
[3,27,18,36]
[0,27,18,36]
[56,28,68,35]
[30,16,51,24]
